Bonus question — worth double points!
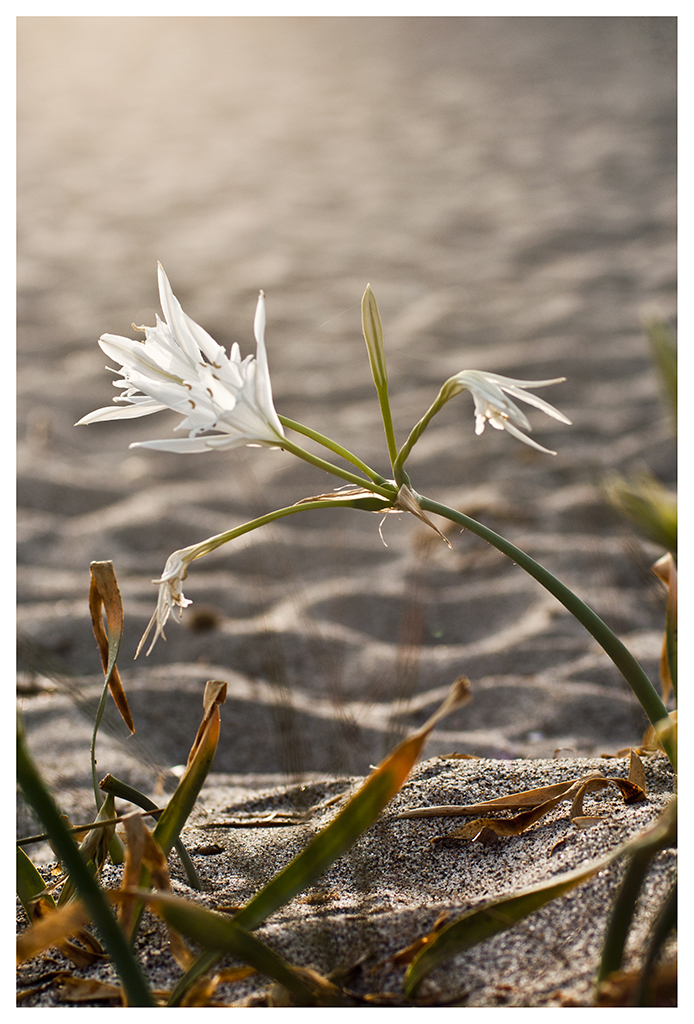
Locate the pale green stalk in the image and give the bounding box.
[392,383,451,485]
[179,495,394,573]
[361,285,398,469]
[277,434,397,499]
[279,415,390,486]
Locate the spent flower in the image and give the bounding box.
[136,545,197,656]
[76,264,285,452]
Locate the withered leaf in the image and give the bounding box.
[89,560,134,734]
[379,911,450,966]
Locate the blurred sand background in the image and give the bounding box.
[17,16,677,821]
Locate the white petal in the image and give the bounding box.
[500,418,557,454]
[75,400,167,424]
[500,385,572,425]
[157,263,202,365]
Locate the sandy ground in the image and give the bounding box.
[16,16,676,1007]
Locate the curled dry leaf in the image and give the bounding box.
[410,757,647,843]
[120,812,195,970]
[88,561,134,733]
[17,897,102,968]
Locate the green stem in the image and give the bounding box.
[100,775,201,890]
[279,415,390,487]
[17,723,156,1006]
[90,681,110,809]
[416,493,674,765]
[271,435,397,499]
[393,396,442,484]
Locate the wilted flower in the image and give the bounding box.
[444,370,571,454]
[136,545,196,656]
[76,264,285,452]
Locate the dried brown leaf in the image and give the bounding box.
[120,813,195,970]
[89,560,134,733]
[17,899,91,965]
[397,773,605,819]
[185,679,227,771]
[56,976,125,1003]
[380,911,450,966]
[628,749,647,793]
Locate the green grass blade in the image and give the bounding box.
[17,845,56,919]
[634,882,677,1006]
[405,864,603,996]
[100,773,201,889]
[17,718,156,1007]
[235,677,469,932]
[596,799,677,988]
[152,680,226,858]
[169,678,470,1004]
[142,891,337,1006]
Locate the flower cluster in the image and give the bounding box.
[79,270,572,653]
[76,264,285,452]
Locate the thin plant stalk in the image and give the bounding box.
[277,434,396,498]
[414,492,674,765]
[279,415,391,487]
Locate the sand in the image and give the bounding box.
[16,16,677,1007]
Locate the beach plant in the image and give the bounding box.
[76,266,675,763]
[17,268,676,1005]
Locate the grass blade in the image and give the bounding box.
[153,679,226,858]
[169,677,470,1003]
[235,676,470,931]
[16,716,156,1006]
[17,845,56,919]
[140,891,340,1005]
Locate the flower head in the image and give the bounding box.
[444,370,571,454]
[76,264,285,452]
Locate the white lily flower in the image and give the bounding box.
[136,545,197,656]
[76,264,285,452]
[446,370,571,455]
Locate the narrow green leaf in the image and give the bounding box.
[153,680,226,858]
[141,891,335,1005]
[361,284,398,467]
[596,799,677,987]
[16,717,156,1006]
[99,774,201,889]
[17,845,55,919]
[646,319,677,425]
[405,864,602,995]
[169,678,470,1004]
[235,677,470,932]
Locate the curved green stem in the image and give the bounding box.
[278,415,390,487]
[276,435,397,499]
[181,495,395,571]
[393,396,443,484]
[416,492,674,766]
